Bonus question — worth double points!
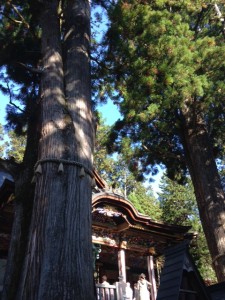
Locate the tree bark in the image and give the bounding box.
[181,99,225,282]
[2,80,41,300]
[16,0,95,299]
[2,178,34,300]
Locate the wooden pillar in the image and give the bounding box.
[147,255,157,300]
[118,242,127,282]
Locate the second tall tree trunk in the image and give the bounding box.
[181,100,225,282]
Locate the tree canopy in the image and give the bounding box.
[99,0,225,180]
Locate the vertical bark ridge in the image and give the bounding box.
[180,101,225,282]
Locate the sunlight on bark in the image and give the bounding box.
[74,98,92,160]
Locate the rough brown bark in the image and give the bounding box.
[2,177,34,300]
[181,100,225,282]
[15,0,95,299]
[1,84,41,300]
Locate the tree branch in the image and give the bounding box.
[5,81,25,113]
[17,62,43,74]
[142,143,185,163]
[91,55,111,70]
[10,3,30,29]
[214,4,225,38]
[0,11,23,25]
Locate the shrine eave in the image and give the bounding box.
[92,191,192,238]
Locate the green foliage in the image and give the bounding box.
[94,116,161,219]
[108,154,138,196]
[5,130,26,163]
[0,123,5,157]
[128,182,162,220]
[94,127,138,195]
[94,113,116,181]
[0,1,41,134]
[159,175,216,282]
[94,113,143,193]
[0,122,26,162]
[98,0,225,182]
[159,176,197,226]
[193,225,217,283]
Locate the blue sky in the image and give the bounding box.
[0,93,120,126]
[97,99,121,125]
[0,93,8,125]
[0,92,162,195]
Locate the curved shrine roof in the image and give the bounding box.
[92,190,193,256]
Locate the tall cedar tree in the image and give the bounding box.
[1,1,41,298]
[1,0,95,299]
[98,0,225,281]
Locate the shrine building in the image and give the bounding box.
[1,167,219,299]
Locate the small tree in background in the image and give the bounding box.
[4,130,26,163]
[128,182,162,220]
[94,116,161,218]
[93,113,115,182]
[159,175,216,282]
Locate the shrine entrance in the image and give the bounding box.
[94,244,150,286]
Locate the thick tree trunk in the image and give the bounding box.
[2,176,34,300]
[2,85,41,300]
[16,0,95,299]
[181,101,225,282]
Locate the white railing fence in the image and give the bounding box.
[96,284,117,300]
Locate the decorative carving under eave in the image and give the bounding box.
[92,228,162,253]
